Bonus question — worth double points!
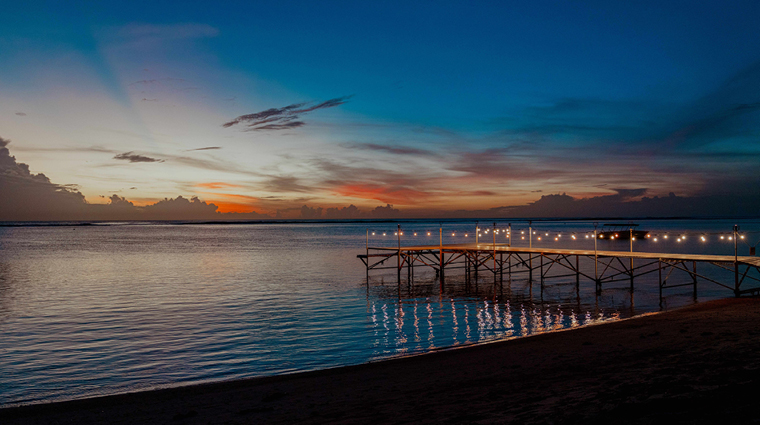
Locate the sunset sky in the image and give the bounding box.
[2,1,760,220]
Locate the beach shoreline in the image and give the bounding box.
[3,297,760,424]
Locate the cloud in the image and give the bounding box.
[186,146,222,151]
[0,138,267,221]
[15,112,26,116]
[113,152,165,163]
[0,136,89,220]
[222,95,352,131]
[347,142,435,156]
[259,175,313,193]
[196,182,243,189]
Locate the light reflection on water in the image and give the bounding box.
[0,220,756,406]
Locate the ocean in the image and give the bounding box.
[1,218,758,406]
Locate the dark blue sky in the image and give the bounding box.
[1,1,759,218]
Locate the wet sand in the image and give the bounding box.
[3,297,760,424]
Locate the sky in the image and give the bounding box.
[1,1,760,220]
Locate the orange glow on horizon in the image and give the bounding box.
[333,183,428,205]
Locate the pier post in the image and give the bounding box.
[594,227,600,294]
[493,222,497,279]
[366,228,370,282]
[500,252,503,285]
[529,221,533,283]
[630,228,634,293]
[439,226,445,290]
[658,259,663,305]
[734,224,740,296]
[575,255,580,291]
[397,224,401,285]
[693,261,697,299]
[540,253,544,287]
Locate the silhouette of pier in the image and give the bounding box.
[358,242,760,301]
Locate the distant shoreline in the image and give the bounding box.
[2,216,759,227]
[3,297,759,424]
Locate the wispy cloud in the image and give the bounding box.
[222,96,352,131]
[113,152,165,163]
[15,112,26,116]
[186,146,222,151]
[346,142,436,156]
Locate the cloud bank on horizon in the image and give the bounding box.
[1,2,760,220]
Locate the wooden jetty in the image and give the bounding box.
[358,242,760,300]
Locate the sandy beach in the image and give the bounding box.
[2,297,760,424]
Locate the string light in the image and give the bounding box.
[427,232,431,236]
[654,237,658,242]
[721,236,725,240]
[413,232,417,236]
[701,236,706,242]
[372,232,375,235]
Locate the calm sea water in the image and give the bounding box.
[1,219,758,406]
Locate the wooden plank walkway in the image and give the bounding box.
[364,243,760,267]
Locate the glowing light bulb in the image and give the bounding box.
[521,231,525,234]
[427,232,431,236]
[414,233,417,236]
[632,237,636,241]
[372,232,375,235]
[465,234,468,237]
[537,237,542,241]
[521,236,525,240]
[554,237,558,241]
[741,235,745,240]
[681,235,685,240]
[654,238,658,242]
[677,238,681,242]
[383,233,386,236]
[585,235,589,239]
[572,235,576,240]
[452,233,455,236]
[701,236,706,242]
[395,232,398,236]
[721,236,725,240]
[664,235,668,239]
[400,232,403,235]
[729,236,733,240]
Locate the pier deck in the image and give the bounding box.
[358,243,760,298]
